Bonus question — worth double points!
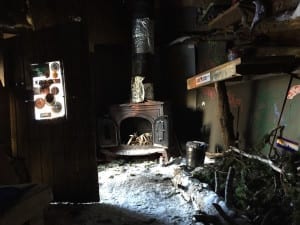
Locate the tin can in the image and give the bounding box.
[186,141,207,169]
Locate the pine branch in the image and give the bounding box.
[229,146,283,174]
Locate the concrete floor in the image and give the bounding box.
[44,157,197,225]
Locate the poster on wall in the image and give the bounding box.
[30,60,67,120]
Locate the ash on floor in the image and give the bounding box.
[45,157,197,225]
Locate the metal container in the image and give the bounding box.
[186,141,207,169]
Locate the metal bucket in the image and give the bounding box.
[186,141,207,169]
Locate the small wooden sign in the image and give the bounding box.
[187,58,242,90]
[195,72,210,85]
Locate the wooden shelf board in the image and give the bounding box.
[187,58,242,90]
[254,17,300,35]
[187,56,299,90]
[208,2,243,29]
[236,56,297,75]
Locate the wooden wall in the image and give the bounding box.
[163,39,300,153]
[91,44,131,117]
[191,74,300,153]
[86,0,130,52]
[4,23,99,202]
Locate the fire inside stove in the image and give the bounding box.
[127,132,153,146]
[121,117,153,146]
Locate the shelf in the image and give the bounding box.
[207,1,300,42]
[253,17,300,40]
[187,56,299,90]
[187,58,242,90]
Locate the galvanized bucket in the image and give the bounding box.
[186,141,207,169]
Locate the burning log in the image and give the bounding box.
[127,132,152,146]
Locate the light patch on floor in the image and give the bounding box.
[45,157,198,225]
[98,158,196,225]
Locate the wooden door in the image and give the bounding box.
[5,23,99,202]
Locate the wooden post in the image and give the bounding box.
[186,59,240,150]
[214,81,235,149]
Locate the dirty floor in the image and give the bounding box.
[44,157,197,225]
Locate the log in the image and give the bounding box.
[172,168,234,215]
[172,167,250,225]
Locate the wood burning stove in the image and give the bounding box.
[97,1,169,161]
[97,100,169,161]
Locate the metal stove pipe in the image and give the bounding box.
[130,0,155,102]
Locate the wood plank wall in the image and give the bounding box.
[92,45,131,116]
[4,23,99,202]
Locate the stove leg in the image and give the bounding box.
[160,149,169,165]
